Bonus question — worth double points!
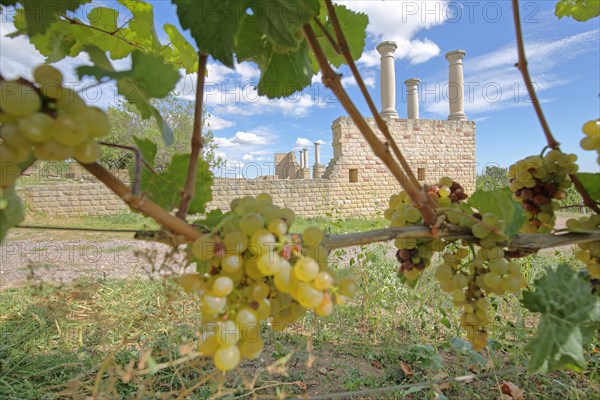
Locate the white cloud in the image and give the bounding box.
[214,131,269,148]
[205,114,234,130]
[423,30,599,117]
[294,137,313,150]
[338,0,449,65]
[242,154,254,161]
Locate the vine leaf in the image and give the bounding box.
[0,185,25,243]
[522,264,600,373]
[172,0,245,68]
[555,0,600,22]
[18,0,89,37]
[132,136,158,167]
[311,3,368,71]
[138,154,213,214]
[78,50,179,145]
[236,15,314,98]
[467,188,526,239]
[576,173,600,203]
[163,23,198,74]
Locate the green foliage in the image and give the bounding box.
[135,152,212,214]
[78,50,180,145]
[311,3,368,70]
[576,173,600,203]
[0,185,24,242]
[555,0,600,21]
[163,23,198,74]
[467,188,526,238]
[522,264,600,373]
[476,165,509,191]
[19,0,89,37]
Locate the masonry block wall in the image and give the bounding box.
[19,117,476,218]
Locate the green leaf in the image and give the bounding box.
[467,188,526,239]
[20,0,89,37]
[236,15,314,98]
[0,185,25,243]
[555,0,600,21]
[172,0,245,67]
[576,173,600,203]
[311,3,368,70]
[164,23,198,74]
[139,154,213,214]
[78,50,179,145]
[249,0,318,52]
[522,264,600,373]
[132,136,158,167]
[118,0,161,51]
[195,209,226,229]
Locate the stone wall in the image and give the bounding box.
[19,117,476,218]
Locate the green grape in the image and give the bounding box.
[239,213,264,236]
[279,207,295,224]
[293,257,319,282]
[249,229,276,256]
[251,282,270,300]
[33,140,72,161]
[224,231,248,253]
[0,142,30,163]
[216,320,240,346]
[213,345,241,371]
[404,206,421,223]
[81,106,111,138]
[338,277,357,297]
[255,298,271,320]
[235,308,258,328]
[297,284,323,309]
[267,218,287,237]
[314,271,334,290]
[435,263,453,282]
[212,276,234,297]
[52,116,88,146]
[0,81,41,117]
[472,223,490,239]
[239,338,263,359]
[483,272,501,288]
[202,295,226,314]
[256,192,272,204]
[73,140,100,164]
[33,64,63,86]
[198,331,218,355]
[582,119,600,137]
[191,235,218,261]
[55,87,86,112]
[488,258,508,275]
[273,261,292,292]
[501,274,523,293]
[315,294,333,316]
[257,253,282,276]
[1,124,31,149]
[438,185,451,198]
[439,176,454,187]
[580,136,599,151]
[222,254,242,274]
[452,273,469,289]
[18,112,53,143]
[303,226,324,245]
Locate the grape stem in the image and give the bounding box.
[323,0,423,193]
[302,23,437,225]
[176,52,208,220]
[436,207,505,237]
[78,162,201,241]
[512,0,600,214]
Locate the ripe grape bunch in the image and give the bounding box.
[384,177,466,282]
[508,150,578,233]
[580,119,600,164]
[567,214,600,280]
[183,194,356,372]
[0,64,109,184]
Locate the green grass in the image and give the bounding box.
[1,217,599,399]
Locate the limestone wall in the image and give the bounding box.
[18,117,476,218]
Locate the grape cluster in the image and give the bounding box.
[509,150,577,233]
[184,194,355,371]
[384,177,467,282]
[0,64,109,185]
[567,214,600,280]
[580,119,600,164]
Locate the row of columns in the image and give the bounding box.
[298,143,323,179]
[376,42,467,121]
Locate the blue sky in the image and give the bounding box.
[1,1,599,177]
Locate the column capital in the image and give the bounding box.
[376,41,397,56]
[404,78,421,88]
[445,49,466,64]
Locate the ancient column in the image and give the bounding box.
[298,151,304,168]
[404,78,420,119]
[446,50,467,121]
[302,148,311,179]
[313,142,322,179]
[376,41,398,118]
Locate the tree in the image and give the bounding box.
[102,96,223,171]
[477,165,509,191]
[0,0,598,381]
